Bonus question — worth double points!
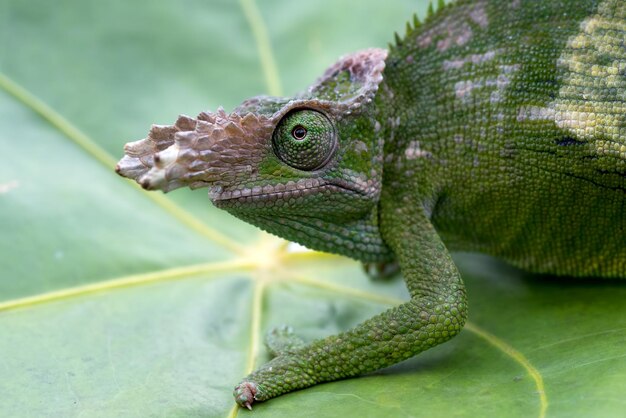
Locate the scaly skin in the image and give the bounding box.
[386,0,625,277]
[116,0,626,408]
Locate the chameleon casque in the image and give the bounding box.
[116,0,626,408]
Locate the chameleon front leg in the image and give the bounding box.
[234,203,467,408]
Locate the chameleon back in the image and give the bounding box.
[382,0,625,277]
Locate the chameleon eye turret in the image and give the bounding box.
[272,109,336,171]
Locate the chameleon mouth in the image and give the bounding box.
[210,179,363,206]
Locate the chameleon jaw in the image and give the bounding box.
[208,177,370,210]
[210,177,326,202]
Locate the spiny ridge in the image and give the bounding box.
[394,0,449,49]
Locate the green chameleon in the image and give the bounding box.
[116,0,626,409]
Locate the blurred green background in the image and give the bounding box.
[1,0,625,417]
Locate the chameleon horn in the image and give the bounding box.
[116,108,273,193]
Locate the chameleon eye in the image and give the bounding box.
[292,125,307,140]
[273,109,336,171]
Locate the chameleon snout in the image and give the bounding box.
[117,110,274,194]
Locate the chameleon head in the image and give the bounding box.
[116,48,392,260]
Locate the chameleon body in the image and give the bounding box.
[116,0,626,408]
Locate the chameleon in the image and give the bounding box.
[116,0,626,409]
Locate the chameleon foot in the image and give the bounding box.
[265,325,305,357]
[363,261,400,280]
[233,381,257,410]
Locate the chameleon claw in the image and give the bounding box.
[234,381,257,410]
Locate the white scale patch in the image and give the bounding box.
[405,141,432,159]
[443,50,498,71]
[517,106,556,122]
[417,1,489,52]
[353,140,369,154]
[468,3,489,28]
[518,0,626,161]
[453,63,520,104]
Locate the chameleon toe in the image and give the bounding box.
[233,381,257,410]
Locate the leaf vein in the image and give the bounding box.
[238,0,283,96]
[0,259,254,312]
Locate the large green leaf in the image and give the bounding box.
[1,1,625,417]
